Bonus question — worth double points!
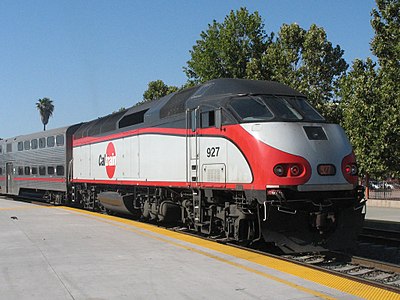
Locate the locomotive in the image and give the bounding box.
[0,79,366,253]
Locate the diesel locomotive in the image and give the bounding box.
[0,79,366,253]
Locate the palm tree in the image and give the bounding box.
[36,98,54,131]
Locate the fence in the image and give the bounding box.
[368,186,400,200]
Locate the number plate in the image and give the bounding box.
[317,164,336,176]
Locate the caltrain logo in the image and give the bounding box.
[98,142,117,178]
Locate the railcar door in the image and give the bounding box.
[5,162,13,194]
[186,107,225,188]
[186,108,200,187]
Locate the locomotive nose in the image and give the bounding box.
[242,122,357,190]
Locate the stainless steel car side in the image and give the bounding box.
[0,125,80,203]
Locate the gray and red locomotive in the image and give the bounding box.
[0,79,365,253]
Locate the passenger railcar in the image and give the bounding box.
[1,79,365,253]
[0,125,80,202]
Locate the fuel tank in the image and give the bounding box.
[98,192,137,215]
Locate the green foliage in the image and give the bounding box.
[247,23,305,82]
[371,0,400,72]
[247,23,348,122]
[36,97,54,131]
[184,7,268,83]
[112,107,127,114]
[339,0,400,178]
[370,0,400,176]
[339,59,387,178]
[142,80,178,103]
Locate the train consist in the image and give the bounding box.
[0,79,365,253]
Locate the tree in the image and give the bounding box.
[370,0,400,176]
[247,23,348,122]
[246,23,305,83]
[370,0,400,72]
[339,0,400,185]
[339,59,386,179]
[184,7,268,83]
[36,98,54,131]
[112,107,127,114]
[142,80,178,102]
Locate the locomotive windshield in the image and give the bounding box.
[230,95,325,122]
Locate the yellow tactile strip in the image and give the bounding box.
[57,206,399,300]
[0,205,48,211]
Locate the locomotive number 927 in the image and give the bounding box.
[0,79,365,253]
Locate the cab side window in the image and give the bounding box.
[200,111,215,128]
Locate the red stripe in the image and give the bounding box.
[14,177,66,183]
[0,176,5,181]
[73,127,186,147]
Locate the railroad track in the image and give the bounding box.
[281,252,400,293]
[360,227,400,245]
[355,221,400,264]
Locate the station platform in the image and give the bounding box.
[0,196,398,300]
[365,206,400,223]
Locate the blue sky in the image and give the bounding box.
[0,0,376,138]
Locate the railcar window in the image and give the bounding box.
[56,135,64,146]
[48,166,55,175]
[39,138,46,148]
[200,111,216,128]
[263,96,303,120]
[289,97,325,121]
[0,167,2,175]
[0,145,2,154]
[230,95,325,122]
[24,166,30,175]
[230,97,274,121]
[18,142,23,151]
[32,167,38,175]
[39,166,46,176]
[7,143,12,152]
[119,109,149,128]
[24,140,30,150]
[47,136,55,147]
[18,167,23,175]
[31,139,38,149]
[56,165,64,176]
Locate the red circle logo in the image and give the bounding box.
[105,142,116,178]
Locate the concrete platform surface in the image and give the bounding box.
[0,196,397,300]
[365,206,400,222]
